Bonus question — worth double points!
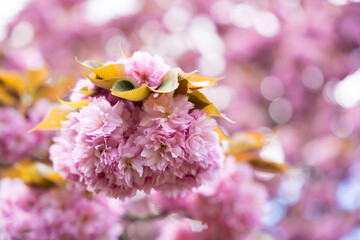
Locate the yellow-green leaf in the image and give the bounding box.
[110,68,183,101]
[179,70,198,80]
[77,58,125,79]
[187,74,221,91]
[175,72,221,94]
[187,90,234,123]
[109,68,222,102]
[58,98,90,108]
[29,104,73,132]
[113,78,139,90]
[82,73,118,89]
[79,60,104,68]
[152,68,181,93]
[111,84,151,101]
[188,74,221,84]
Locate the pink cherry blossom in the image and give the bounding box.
[0,178,124,240]
[154,158,267,239]
[125,51,171,89]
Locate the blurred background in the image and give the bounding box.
[1,0,360,239]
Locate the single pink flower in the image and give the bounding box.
[125,51,171,89]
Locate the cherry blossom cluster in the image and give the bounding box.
[154,157,268,239]
[0,178,124,240]
[50,51,224,199]
[0,100,53,164]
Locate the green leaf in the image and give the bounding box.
[111,77,151,101]
[152,68,181,93]
[112,78,139,91]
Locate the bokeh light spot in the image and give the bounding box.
[254,11,280,37]
[261,76,285,101]
[269,98,293,124]
[301,66,324,91]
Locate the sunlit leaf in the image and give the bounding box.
[187,74,221,91]
[0,160,47,186]
[175,72,220,93]
[77,58,125,79]
[101,66,223,102]
[82,73,118,89]
[0,70,26,94]
[179,70,198,80]
[0,160,66,186]
[187,90,234,123]
[36,163,66,184]
[58,98,90,108]
[29,104,74,132]
[228,132,266,155]
[110,68,188,101]
[111,84,151,101]
[152,68,181,93]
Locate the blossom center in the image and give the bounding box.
[96,118,104,126]
[125,158,133,168]
[194,134,201,142]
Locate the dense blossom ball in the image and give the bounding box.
[50,91,224,199]
[0,178,124,240]
[51,96,140,198]
[137,93,224,197]
[154,158,267,239]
